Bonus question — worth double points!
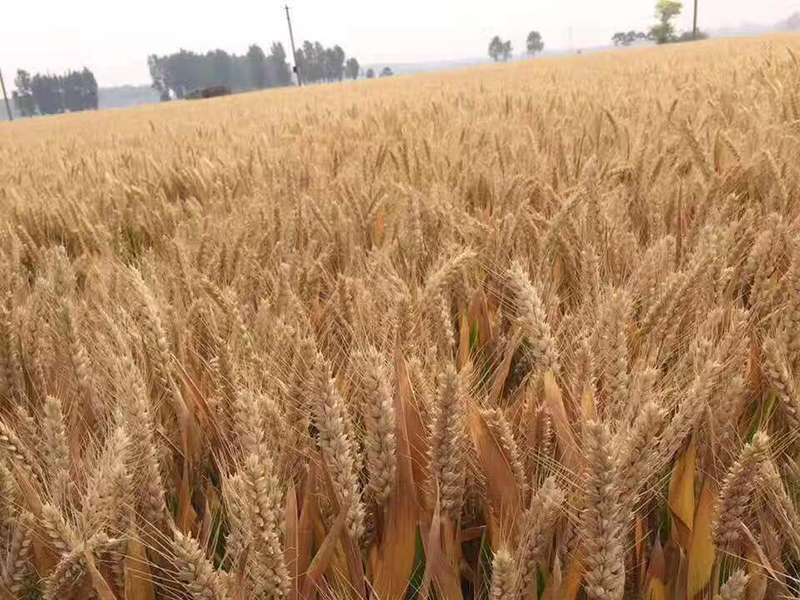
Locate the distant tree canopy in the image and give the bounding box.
[12,68,98,116]
[526,31,544,55]
[379,67,394,77]
[366,68,376,79]
[489,36,513,62]
[147,43,292,99]
[616,1,698,47]
[612,30,649,46]
[345,58,360,81]
[676,30,709,42]
[783,12,800,29]
[650,0,683,44]
[295,41,353,84]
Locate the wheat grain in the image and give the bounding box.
[355,347,397,506]
[490,548,518,600]
[172,530,230,600]
[517,476,564,600]
[713,433,770,549]
[429,365,467,518]
[714,570,748,600]
[582,420,625,600]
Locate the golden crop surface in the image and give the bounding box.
[0,33,799,600]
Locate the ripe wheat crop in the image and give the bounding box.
[0,33,799,600]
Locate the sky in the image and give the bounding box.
[1,0,798,88]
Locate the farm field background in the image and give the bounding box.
[0,33,799,600]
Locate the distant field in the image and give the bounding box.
[0,34,799,600]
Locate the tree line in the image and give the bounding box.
[147,43,293,99]
[488,31,544,62]
[613,0,707,46]
[12,68,98,116]
[147,40,365,99]
[365,67,394,79]
[295,41,360,83]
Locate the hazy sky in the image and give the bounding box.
[2,1,797,87]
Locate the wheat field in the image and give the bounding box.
[0,33,799,600]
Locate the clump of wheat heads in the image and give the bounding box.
[0,33,798,600]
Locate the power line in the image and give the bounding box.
[284,5,303,87]
[0,68,12,122]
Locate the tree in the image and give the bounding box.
[650,0,682,44]
[16,68,98,115]
[148,43,299,95]
[247,44,268,89]
[61,71,82,111]
[488,36,504,62]
[345,58,360,80]
[293,41,355,83]
[501,40,513,61]
[676,30,708,41]
[366,68,375,79]
[13,70,35,116]
[380,67,394,77]
[612,30,648,46]
[301,41,321,82]
[526,31,544,55]
[31,74,63,115]
[80,68,98,109]
[330,45,346,81]
[209,50,234,90]
[269,43,292,86]
[147,55,166,94]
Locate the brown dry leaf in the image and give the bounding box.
[171,375,199,460]
[673,547,689,600]
[398,355,431,514]
[635,515,647,586]
[125,538,156,600]
[581,387,597,422]
[488,331,521,405]
[285,480,300,600]
[647,574,667,600]
[457,311,471,370]
[198,494,214,546]
[176,460,196,533]
[468,290,494,350]
[746,336,763,399]
[84,548,119,600]
[646,537,667,600]
[301,500,351,600]
[740,524,783,592]
[467,406,521,547]
[669,437,696,549]
[32,538,57,579]
[459,526,486,543]
[295,468,317,599]
[369,356,419,600]
[687,480,715,599]
[543,371,582,472]
[419,492,463,600]
[317,453,366,600]
[746,548,767,600]
[542,543,584,600]
[551,254,565,289]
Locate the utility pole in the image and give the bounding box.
[692,0,699,40]
[0,68,12,122]
[284,5,302,86]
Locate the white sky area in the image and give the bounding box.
[1,1,798,87]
